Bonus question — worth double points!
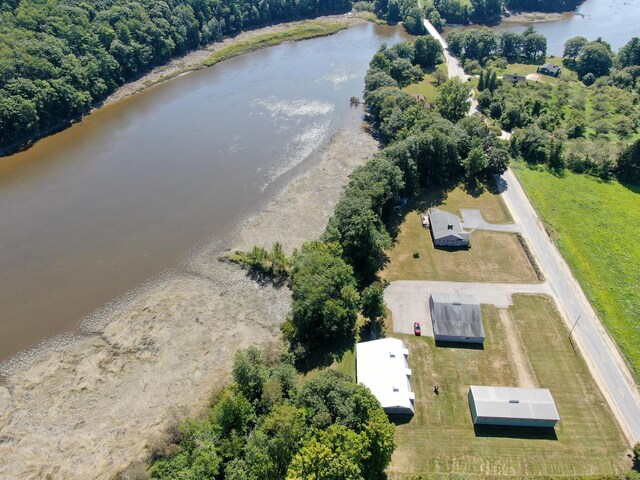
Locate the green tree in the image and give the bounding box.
[286,425,368,480]
[436,78,471,122]
[577,41,613,78]
[563,36,588,62]
[617,139,640,183]
[617,37,640,68]
[361,282,388,323]
[464,144,488,178]
[284,242,360,345]
[478,70,485,91]
[413,36,442,68]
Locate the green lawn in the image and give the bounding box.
[488,56,565,82]
[381,186,537,284]
[404,64,448,103]
[389,295,629,478]
[513,163,640,381]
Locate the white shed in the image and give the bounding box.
[468,385,560,428]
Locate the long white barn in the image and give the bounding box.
[356,338,415,415]
[468,385,560,428]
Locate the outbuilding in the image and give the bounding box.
[356,338,415,415]
[468,385,560,428]
[430,293,484,344]
[537,63,561,77]
[428,208,470,248]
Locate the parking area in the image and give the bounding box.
[384,280,552,335]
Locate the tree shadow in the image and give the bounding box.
[473,424,558,440]
[618,179,640,195]
[294,335,356,374]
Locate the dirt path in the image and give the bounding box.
[102,14,365,106]
[498,309,537,388]
[0,117,378,479]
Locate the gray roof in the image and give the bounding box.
[428,208,466,241]
[430,293,484,339]
[540,63,560,74]
[469,386,560,422]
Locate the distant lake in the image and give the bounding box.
[494,0,640,55]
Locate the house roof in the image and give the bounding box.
[541,63,560,74]
[428,208,467,241]
[356,338,414,412]
[430,293,484,339]
[469,385,560,422]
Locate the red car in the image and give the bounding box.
[414,322,421,336]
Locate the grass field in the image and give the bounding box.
[489,56,565,81]
[389,295,629,478]
[202,20,348,67]
[381,186,537,284]
[513,162,640,382]
[404,64,448,103]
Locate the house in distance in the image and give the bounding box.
[430,293,485,344]
[428,208,470,248]
[468,385,560,428]
[537,62,561,77]
[356,338,415,415]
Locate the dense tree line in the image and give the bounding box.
[0,0,352,151]
[149,347,395,479]
[423,0,583,26]
[373,0,426,34]
[447,27,546,69]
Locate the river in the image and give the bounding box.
[0,22,409,361]
[494,0,640,55]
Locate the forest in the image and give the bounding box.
[0,0,352,151]
[422,0,583,26]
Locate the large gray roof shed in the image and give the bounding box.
[430,293,484,344]
[468,385,560,428]
[428,208,469,247]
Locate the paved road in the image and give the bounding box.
[423,16,640,442]
[500,169,640,442]
[385,280,552,336]
[423,19,477,113]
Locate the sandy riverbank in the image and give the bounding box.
[0,113,378,479]
[102,14,366,107]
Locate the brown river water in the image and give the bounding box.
[0,23,409,361]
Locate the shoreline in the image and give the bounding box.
[101,14,367,107]
[0,14,368,158]
[0,112,379,479]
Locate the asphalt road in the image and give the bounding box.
[423,17,640,442]
[500,169,640,442]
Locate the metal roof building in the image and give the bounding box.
[430,293,485,344]
[468,385,560,428]
[428,208,469,247]
[356,338,415,415]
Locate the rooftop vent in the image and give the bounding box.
[509,399,520,404]
[447,224,453,230]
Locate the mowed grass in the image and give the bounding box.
[489,56,565,82]
[202,20,348,67]
[514,163,640,381]
[381,186,537,283]
[389,295,629,478]
[404,63,448,103]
